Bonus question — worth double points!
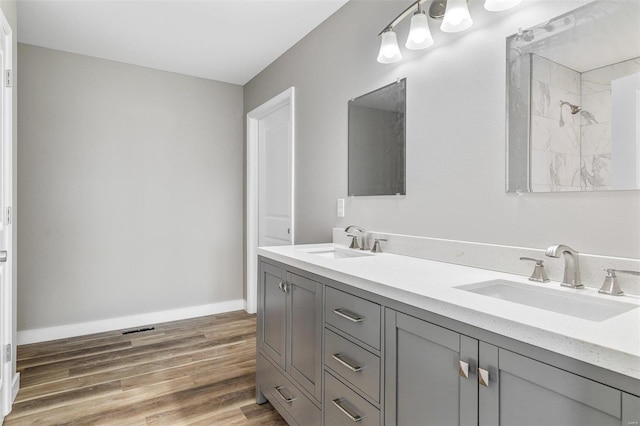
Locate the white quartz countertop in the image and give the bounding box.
[258,243,640,380]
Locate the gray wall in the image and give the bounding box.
[18,44,244,331]
[244,0,640,259]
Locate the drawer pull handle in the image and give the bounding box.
[332,398,364,422]
[333,308,364,323]
[274,386,296,403]
[478,368,490,387]
[332,353,363,373]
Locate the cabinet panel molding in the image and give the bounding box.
[288,272,323,401]
[326,286,381,350]
[622,393,640,425]
[259,262,286,369]
[499,348,621,418]
[396,311,459,352]
[325,328,381,403]
[385,308,477,426]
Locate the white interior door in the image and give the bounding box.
[258,104,292,247]
[0,9,12,419]
[246,88,294,314]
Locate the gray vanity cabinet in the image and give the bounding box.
[384,309,478,426]
[257,256,640,426]
[384,307,640,426]
[257,259,323,425]
[478,342,640,426]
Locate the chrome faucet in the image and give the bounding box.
[545,244,583,289]
[344,225,368,250]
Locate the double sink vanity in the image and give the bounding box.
[255,237,640,426]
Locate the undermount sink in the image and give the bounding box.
[456,279,638,322]
[299,247,374,259]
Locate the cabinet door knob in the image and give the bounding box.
[458,360,469,379]
[332,398,364,422]
[274,386,296,403]
[478,368,490,387]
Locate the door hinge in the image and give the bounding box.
[4,344,11,363]
[5,69,11,88]
[5,206,11,225]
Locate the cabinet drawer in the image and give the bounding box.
[325,371,380,426]
[324,329,380,402]
[325,287,381,349]
[257,354,321,426]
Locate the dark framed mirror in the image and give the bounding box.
[348,78,406,196]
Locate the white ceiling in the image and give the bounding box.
[17,0,348,86]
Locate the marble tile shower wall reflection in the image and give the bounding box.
[581,58,640,190]
[530,55,640,191]
[530,54,581,192]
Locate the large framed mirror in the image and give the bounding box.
[348,78,406,196]
[506,1,640,193]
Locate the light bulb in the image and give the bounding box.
[484,0,522,11]
[441,0,473,33]
[406,11,434,50]
[377,30,402,64]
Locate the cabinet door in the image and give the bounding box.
[258,262,287,370]
[623,393,640,426]
[287,272,323,401]
[479,343,629,426]
[385,309,478,426]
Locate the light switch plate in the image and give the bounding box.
[337,199,345,217]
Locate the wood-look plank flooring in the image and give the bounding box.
[4,311,287,425]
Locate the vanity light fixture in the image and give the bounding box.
[377,0,521,64]
[405,3,434,50]
[440,0,473,33]
[377,29,403,63]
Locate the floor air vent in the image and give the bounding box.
[122,326,155,335]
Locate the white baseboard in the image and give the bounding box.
[11,373,19,403]
[2,373,19,417]
[17,299,246,345]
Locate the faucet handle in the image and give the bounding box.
[599,269,640,296]
[519,257,550,283]
[371,238,387,253]
[347,234,360,250]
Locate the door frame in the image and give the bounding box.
[0,7,13,418]
[246,87,295,314]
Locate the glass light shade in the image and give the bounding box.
[484,0,522,11]
[377,30,402,64]
[405,12,434,50]
[440,0,473,33]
